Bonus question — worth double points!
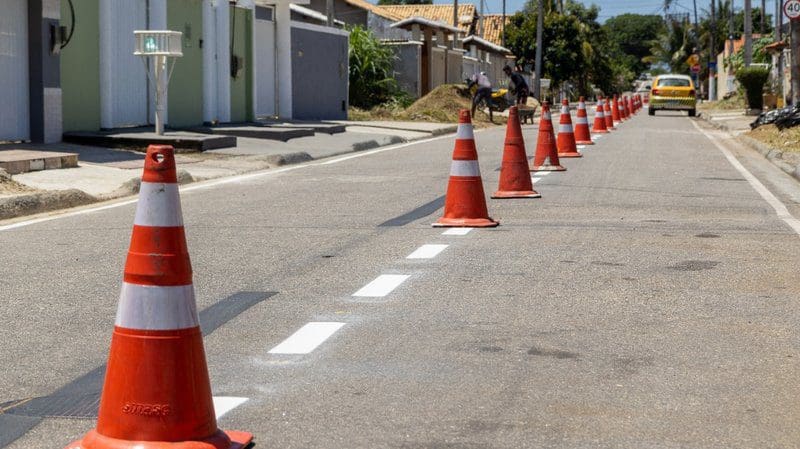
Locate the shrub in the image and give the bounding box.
[348,26,400,109]
[736,66,770,110]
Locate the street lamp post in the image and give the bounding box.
[134,31,183,136]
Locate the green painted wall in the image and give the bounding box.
[60,0,101,132]
[167,0,204,127]
[229,7,253,123]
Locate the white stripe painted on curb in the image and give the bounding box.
[407,244,448,259]
[692,120,800,236]
[268,322,346,354]
[213,396,249,419]
[442,227,472,235]
[537,171,551,176]
[577,145,586,150]
[353,274,410,297]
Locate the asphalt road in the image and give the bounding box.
[2,111,800,448]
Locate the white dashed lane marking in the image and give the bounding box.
[213,397,249,419]
[407,244,448,259]
[442,228,472,235]
[352,274,410,297]
[268,322,346,354]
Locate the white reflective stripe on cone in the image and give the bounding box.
[450,160,481,177]
[134,182,184,228]
[455,123,474,140]
[561,107,569,114]
[542,112,551,120]
[558,124,573,133]
[116,283,200,330]
[575,117,589,124]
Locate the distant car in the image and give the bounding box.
[648,74,697,117]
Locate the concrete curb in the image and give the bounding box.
[0,189,97,221]
[0,129,452,222]
[699,112,800,183]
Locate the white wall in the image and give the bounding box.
[0,0,30,140]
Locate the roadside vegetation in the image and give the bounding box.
[747,125,800,153]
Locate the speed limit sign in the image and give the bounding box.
[785,0,800,20]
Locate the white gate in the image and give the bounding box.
[0,0,30,141]
[254,6,276,117]
[100,0,166,129]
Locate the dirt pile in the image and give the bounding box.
[400,84,492,125]
[349,84,497,126]
[0,169,37,197]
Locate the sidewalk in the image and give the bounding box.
[700,109,800,183]
[0,120,460,221]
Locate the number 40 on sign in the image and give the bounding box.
[785,0,800,20]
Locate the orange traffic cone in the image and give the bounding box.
[493,106,540,199]
[573,96,593,145]
[556,99,582,158]
[433,110,498,227]
[620,94,629,121]
[592,97,609,134]
[603,98,616,130]
[611,95,622,124]
[531,101,566,172]
[625,96,632,117]
[66,145,252,449]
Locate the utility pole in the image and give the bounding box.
[693,0,699,44]
[776,0,784,104]
[501,0,506,47]
[728,0,735,93]
[479,0,484,38]
[454,0,458,29]
[534,0,544,99]
[326,0,333,26]
[793,15,800,104]
[744,0,753,66]
[710,0,717,100]
[761,0,766,34]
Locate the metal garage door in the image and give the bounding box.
[0,0,30,141]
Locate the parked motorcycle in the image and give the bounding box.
[466,78,512,122]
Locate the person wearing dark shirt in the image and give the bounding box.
[503,65,529,105]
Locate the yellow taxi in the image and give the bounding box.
[648,74,697,117]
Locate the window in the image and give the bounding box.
[256,6,274,21]
[657,78,691,87]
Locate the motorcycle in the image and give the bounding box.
[466,78,512,122]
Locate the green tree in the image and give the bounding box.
[348,26,401,108]
[603,14,666,77]
[643,18,692,73]
[505,0,613,97]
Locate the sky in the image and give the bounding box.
[431,0,780,23]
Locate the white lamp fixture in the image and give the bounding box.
[134,31,183,135]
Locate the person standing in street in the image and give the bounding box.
[504,64,529,105]
[469,71,492,119]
